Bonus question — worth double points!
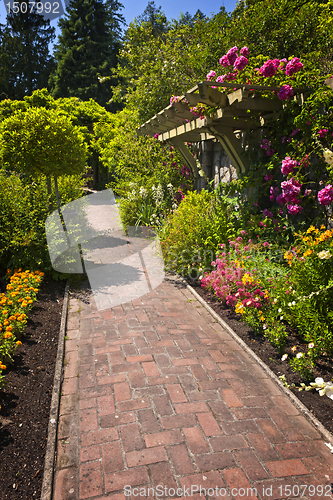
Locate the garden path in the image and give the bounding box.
[52,196,333,500]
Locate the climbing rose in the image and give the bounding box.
[281,156,297,175]
[226,46,238,65]
[206,70,216,81]
[276,194,287,205]
[278,85,293,101]
[216,75,224,83]
[234,55,248,71]
[318,185,333,206]
[240,46,249,57]
[285,57,303,76]
[270,186,280,201]
[219,55,230,67]
[319,128,329,139]
[281,178,302,203]
[287,204,303,215]
[259,60,277,77]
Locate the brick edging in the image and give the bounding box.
[183,279,333,447]
[40,280,70,500]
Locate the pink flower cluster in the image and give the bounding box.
[281,156,298,175]
[281,177,302,204]
[206,70,216,81]
[259,59,280,78]
[270,186,280,201]
[170,95,180,106]
[278,84,293,101]
[260,139,275,156]
[318,128,329,139]
[318,185,333,206]
[201,249,269,310]
[285,57,303,76]
[219,46,249,72]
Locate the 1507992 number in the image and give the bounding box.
[278,485,332,497]
[5,2,60,13]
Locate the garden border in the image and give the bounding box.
[40,280,70,500]
[183,278,333,446]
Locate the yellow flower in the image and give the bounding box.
[303,249,312,257]
[16,341,22,346]
[5,326,13,332]
[3,320,9,326]
[2,310,8,315]
[4,332,13,338]
[307,225,316,234]
[0,364,7,370]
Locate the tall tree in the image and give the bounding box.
[0,5,56,100]
[49,0,124,110]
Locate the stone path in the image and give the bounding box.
[53,278,333,500]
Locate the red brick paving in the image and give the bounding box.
[53,278,333,499]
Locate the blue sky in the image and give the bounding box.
[0,0,238,53]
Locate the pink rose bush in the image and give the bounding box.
[281,156,298,175]
[278,85,293,101]
[318,185,333,206]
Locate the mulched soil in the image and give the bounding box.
[0,274,332,499]
[0,277,65,500]
[189,279,333,435]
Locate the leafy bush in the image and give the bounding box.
[160,190,236,278]
[0,171,84,272]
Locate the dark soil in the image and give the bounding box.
[189,279,333,435]
[0,275,332,500]
[0,277,65,500]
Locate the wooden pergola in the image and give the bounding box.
[137,81,306,184]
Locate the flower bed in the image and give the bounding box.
[0,269,44,391]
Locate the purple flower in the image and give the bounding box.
[259,60,277,78]
[318,128,329,139]
[263,209,273,218]
[318,185,333,205]
[270,186,280,201]
[154,133,159,139]
[281,156,297,175]
[240,46,249,57]
[291,128,300,137]
[287,204,303,215]
[234,55,248,71]
[278,85,293,101]
[285,57,303,76]
[206,70,216,81]
[264,173,273,181]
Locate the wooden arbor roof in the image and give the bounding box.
[137,81,306,182]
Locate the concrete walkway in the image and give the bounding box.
[52,193,333,500]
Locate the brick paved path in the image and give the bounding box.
[53,277,333,500]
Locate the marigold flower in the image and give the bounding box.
[16,341,22,346]
[0,364,7,370]
[4,332,13,338]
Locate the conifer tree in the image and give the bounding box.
[0,5,56,100]
[49,0,124,110]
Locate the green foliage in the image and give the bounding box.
[49,0,125,111]
[160,190,236,279]
[0,106,88,177]
[0,170,84,272]
[0,5,55,100]
[112,9,231,121]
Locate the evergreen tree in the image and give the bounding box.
[49,0,124,110]
[0,5,56,100]
[135,1,168,37]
